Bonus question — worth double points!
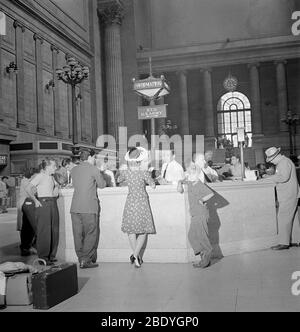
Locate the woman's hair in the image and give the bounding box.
[38,159,56,172]
[24,167,39,179]
[61,158,72,168]
[128,147,140,159]
[126,147,141,168]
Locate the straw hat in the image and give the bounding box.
[265,147,281,163]
[125,147,148,162]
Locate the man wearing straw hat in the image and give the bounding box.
[264,147,300,250]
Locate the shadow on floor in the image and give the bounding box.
[78,277,90,292]
[0,243,37,265]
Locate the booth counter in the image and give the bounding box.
[56,180,289,263]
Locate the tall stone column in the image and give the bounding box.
[0,36,3,122]
[34,34,45,133]
[99,1,125,141]
[79,85,86,141]
[51,45,62,137]
[248,62,264,164]
[248,63,262,135]
[177,70,190,136]
[201,67,215,149]
[275,60,288,132]
[14,20,26,128]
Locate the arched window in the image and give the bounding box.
[217,91,252,148]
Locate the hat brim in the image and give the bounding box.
[125,147,148,162]
[266,148,281,163]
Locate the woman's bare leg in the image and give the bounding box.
[128,234,137,252]
[134,234,147,262]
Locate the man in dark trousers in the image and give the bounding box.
[70,150,106,269]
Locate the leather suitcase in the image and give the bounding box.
[6,273,32,305]
[32,263,78,310]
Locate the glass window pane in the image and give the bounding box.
[224,113,231,133]
[238,112,244,126]
[233,135,238,147]
[245,123,252,132]
[245,111,251,122]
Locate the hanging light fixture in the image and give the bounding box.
[223,72,238,92]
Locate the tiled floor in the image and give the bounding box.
[1,209,300,312]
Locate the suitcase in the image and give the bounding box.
[32,263,78,310]
[6,273,32,305]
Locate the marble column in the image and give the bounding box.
[14,20,26,128]
[51,45,62,137]
[248,63,262,135]
[201,67,215,149]
[177,70,190,136]
[79,85,86,141]
[275,60,288,132]
[0,36,3,122]
[34,34,45,133]
[99,1,125,141]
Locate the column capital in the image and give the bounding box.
[200,67,212,74]
[98,0,125,26]
[33,33,44,44]
[51,44,60,53]
[247,62,260,69]
[176,69,187,77]
[13,20,25,33]
[274,59,287,66]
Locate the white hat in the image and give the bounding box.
[125,147,148,162]
[265,147,281,163]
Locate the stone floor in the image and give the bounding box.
[1,209,300,312]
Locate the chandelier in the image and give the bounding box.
[223,72,238,92]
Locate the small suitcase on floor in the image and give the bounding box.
[6,273,32,305]
[32,263,78,310]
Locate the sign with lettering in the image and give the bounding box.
[0,155,8,166]
[134,79,163,91]
[138,104,167,120]
[237,127,245,142]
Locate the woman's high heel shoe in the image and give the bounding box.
[134,256,141,268]
[130,255,135,264]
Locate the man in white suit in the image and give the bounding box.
[264,147,300,250]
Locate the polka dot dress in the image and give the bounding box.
[118,170,156,235]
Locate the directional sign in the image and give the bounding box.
[138,104,167,120]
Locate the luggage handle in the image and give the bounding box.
[32,259,47,267]
[32,259,49,273]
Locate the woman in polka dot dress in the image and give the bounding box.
[118,147,156,268]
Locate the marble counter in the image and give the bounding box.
[56,180,285,263]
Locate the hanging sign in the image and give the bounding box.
[237,127,245,142]
[138,104,167,120]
